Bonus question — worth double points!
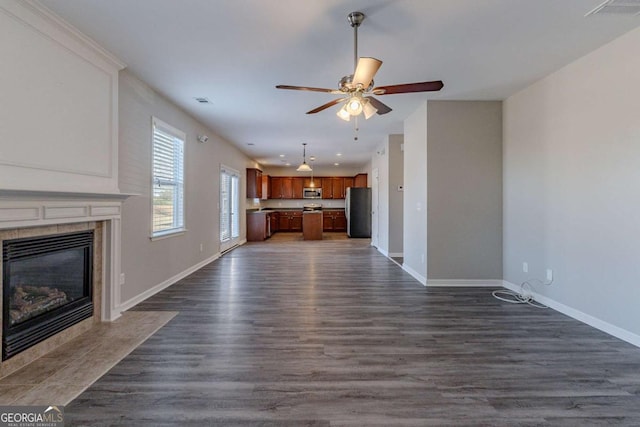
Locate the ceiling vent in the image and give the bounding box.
[194,97,211,104]
[586,0,640,16]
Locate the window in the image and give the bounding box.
[220,166,240,252]
[151,117,185,238]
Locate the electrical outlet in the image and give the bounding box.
[119,273,125,285]
[522,262,528,273]
[546,269,553,281]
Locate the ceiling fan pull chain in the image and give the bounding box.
[354,116,359,141]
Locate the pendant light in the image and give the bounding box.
[296,143,312,172]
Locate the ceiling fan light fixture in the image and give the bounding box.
[347,96,363,116]
[363,99,378,119]
[337,104,351,121]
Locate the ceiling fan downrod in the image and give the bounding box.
[348,12,364,72]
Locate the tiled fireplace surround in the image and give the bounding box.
[0,191,126,378]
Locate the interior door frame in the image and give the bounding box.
[220,164,240,253]
[371,167,379,248]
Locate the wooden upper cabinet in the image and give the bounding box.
[321,178,334,199]
[268,175,363,199]
[281,177,293,199]
[261,175,271,200]
[292,177,304,199]
[354,173,368,188]
[246,168,262,199]
[303,177,319,188]
[270,177,282,199]
[332,177,345,199]
[344,177,355,191]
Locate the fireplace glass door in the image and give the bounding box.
[3,231,94,360]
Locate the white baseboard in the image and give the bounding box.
[118,252,221,312]
[427,279,503,287]
[377,247,389,257]
[402,264,426,286]
[389,252,403,258]
[502,280,640,349]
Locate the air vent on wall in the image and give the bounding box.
[586,0,640,16]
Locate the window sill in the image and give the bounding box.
[150,229,187,241]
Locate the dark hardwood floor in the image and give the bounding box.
[68,238,640,425]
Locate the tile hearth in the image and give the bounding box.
[0,310,176,405]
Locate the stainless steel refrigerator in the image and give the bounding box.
[345,187,371,238]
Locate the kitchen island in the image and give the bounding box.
[246,206,345,241]
[302,211,323,240]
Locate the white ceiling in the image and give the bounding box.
[41,0,639,169]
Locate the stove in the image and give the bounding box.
[303,203,322,211]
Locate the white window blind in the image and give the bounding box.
[152,118,185,237]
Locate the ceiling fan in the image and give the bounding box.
[276,11,444,121]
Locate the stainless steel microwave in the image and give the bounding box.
[303,188,322,199]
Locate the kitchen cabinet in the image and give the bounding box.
[354,173,368,188]
[268,174,364,199]
[270,211,279,232]
[270,177,293,199]
[292,177,304,199]
[321,178,334,199]
[333,210,346,231]
[261,175,271,200]
[303,177,319,188]
[303,212,323,240]
[247,212,268,241]
[270,177,282,199]
[344,177,354,191]
[322,177,346,199]
[278,211,302,231]
[246,168,262,199]
[332,177,345,199]
[323,209,346,232]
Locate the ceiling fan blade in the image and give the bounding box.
[276,85,342,94]
[352,57,382,89]
[373,80,444,95]
[365,96,392,115]
[306,98,348,114]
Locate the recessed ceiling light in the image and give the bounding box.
[334,163,340,166]
[309,156,316,161]
[336,153,342,156]
[194,97,210,104]
[285,163,291,166]
[279,154,285,157]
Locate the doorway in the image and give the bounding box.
[371,167,379,248]
[220,165,240,252]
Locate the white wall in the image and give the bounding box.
[403,102,428,284]
[371,134,404,257]
[503,27,640,340]
[388,135,404,256]
[0,0,123,193]
[372,138,389,253]
[427,101,502,280]
[118,70,255,304]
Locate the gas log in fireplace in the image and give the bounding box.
[2,231,94,360]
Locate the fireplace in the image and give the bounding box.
[2,231,94,360]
